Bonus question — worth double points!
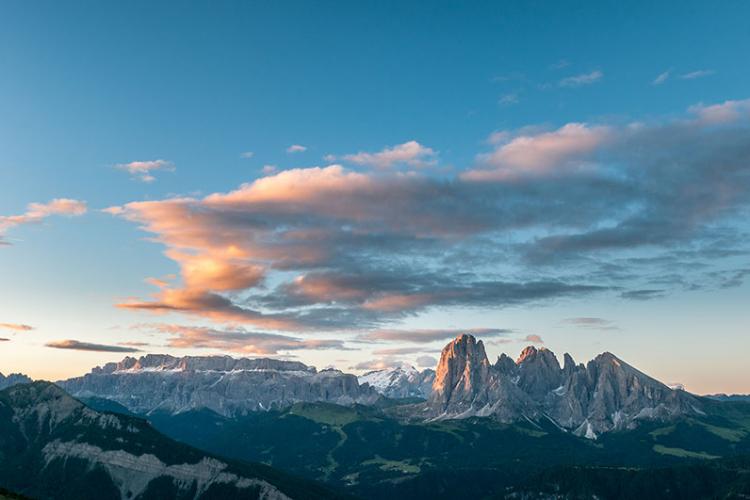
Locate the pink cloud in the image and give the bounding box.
[0,323,34,332]
[340,140,437,169]
[115,159,174,182]
[0,198,87,243]
[464,123,610,181]
[689,99,750,125]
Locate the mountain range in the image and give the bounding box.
[2,334,750,499]
[426,334,703,437]
[59,334,703,439]
[60,354,380,417]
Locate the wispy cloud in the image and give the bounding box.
[549,59,570,70]
[0,199,87,246]
[45,340,141,352]
[652,69,671,85]
[620,289,665,301]
[498,93,519,106]
[679,69,715,80]
[240,151,255,159]
[287,144,307,153]
[562,317,619,331]
[115,159,174,183]
[559,70,603,87]
[0,323,34,332]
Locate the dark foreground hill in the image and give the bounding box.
[0,381,348,500]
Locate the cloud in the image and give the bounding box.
[0,323,34,332]
[146,324,348,354]
[351,358,407,371]
[498,93,519,106]
[360,328,513,344]
[620,289,665,301]
[240,151,255,159]
[465,123,611,180]
[559,70,603,87]
[339,141,437,169]
[0,198,87,245]
[680,69,715,80]
[118,341,151,348]
[523,334,544,344]
[416,355,437,368]
[652,70,671,85]
[287,144,307,153]
[106,99,750,336]
[45,340,141,353]
[689,98,750,125]
[115,159,174,182]
[549,59,570,70]
[562,317,619,331]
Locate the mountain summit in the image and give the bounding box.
[427,334,703,438]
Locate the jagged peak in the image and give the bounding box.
[452,333,478,345]
[516,345,558,365]
[563,353,576,370]
[516,345,538,363]
[593,351,622,365]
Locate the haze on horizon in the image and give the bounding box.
[1,1,749,395]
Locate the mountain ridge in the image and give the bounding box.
[55,335,707,437]
[0,381,345,499]
[426,334,704,438]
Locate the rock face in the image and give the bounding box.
[0,371,32,390]
[427,334,703,438]
[358,365,435,399]
[59,354,380,417]
[0,381,340,500]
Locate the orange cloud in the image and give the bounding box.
[0,323,34,332]
[0,199,87,244]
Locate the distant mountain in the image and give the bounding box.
[0,372,32,390]
[427,334,704,438]
[358,366,435,399]
[59,354,380,417]
[0,381,345,500]
[707,394,750,402]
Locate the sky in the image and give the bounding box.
[1,0,749,394]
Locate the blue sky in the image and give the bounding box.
[1,1,749,393]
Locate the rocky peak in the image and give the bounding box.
[494,353,517,375]
[516,345,538,364]
[562,353,579,378]
[431,334,492,411]
[516,346,562,398]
